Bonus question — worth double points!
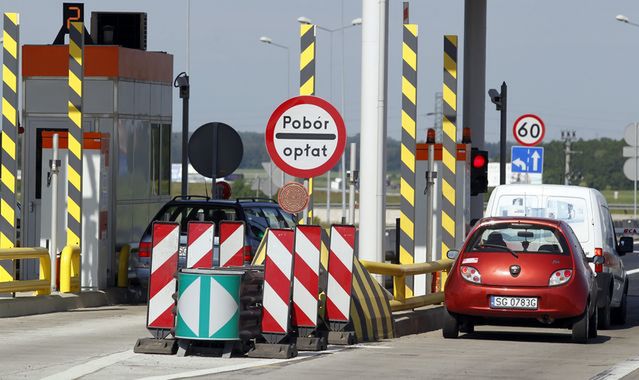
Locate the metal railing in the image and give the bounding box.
[60,245,81,293]
[0,247,51,295]
[360,258,453,312]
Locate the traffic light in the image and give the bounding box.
[470,148,489,196]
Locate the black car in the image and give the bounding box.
[129,196,297,288]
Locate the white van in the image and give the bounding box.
[485,184,633,328]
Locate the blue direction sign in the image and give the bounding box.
[511,146,544,174]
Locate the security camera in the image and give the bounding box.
[488,88,502,110]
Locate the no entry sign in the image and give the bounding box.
[266,96,346,178]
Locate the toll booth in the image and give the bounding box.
[21,45,173,289]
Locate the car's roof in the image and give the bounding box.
[491,184,598,197]
[165,197,280,208]
[478,216,564,228]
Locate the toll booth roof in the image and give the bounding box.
[22,45,173,84]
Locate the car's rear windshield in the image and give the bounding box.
[156,205,239,235]
[243,206,296,240]
[467,223,570,254]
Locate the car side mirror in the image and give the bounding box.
[446,250,459,260]
[618,236,633,256]
[588,255,605,265]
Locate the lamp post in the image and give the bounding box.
[259,36,291,195]
[616,14,639,27]
[297,16,362,223]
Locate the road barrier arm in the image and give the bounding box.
[60,245,81,293]
[360,258,453,312]
[0,248,51,295]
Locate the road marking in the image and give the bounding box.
[41,350,135,380]
[137,347,344,380]
[591,356,639,380]
[626,268,639,275]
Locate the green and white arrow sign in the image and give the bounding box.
[175,272,241,340]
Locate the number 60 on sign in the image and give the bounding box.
[513,114,545,147]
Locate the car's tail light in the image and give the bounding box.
[460,265,481,284]
[594,248,603,273]
[139,241,152,258]
[549,269,572,286]
[243,245,252,264]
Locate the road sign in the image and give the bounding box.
[511,146,544,174]
[278,182,309,214]
[513,114,545,146]
[215,181,232,199]
[265,96,346,178]
[189,122,243,179]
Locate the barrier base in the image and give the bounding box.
[328,331,357,345]
[133,338,178,355]
[247,343,297,359]
[296,336,327,351]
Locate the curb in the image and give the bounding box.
[0,287,144,318]
[393,305,443,337]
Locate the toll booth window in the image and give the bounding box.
[150,124,171,196]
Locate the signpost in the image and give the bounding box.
[266,96,346,179]
[511,146,544,174]
[266,96,346,222]
[513,114,545,147]
[622,122,639,218]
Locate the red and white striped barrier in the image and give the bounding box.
[186,221,214,269]
[219,221,246,267]
[147,222,179,330]
[292,225,321,328]
[326,225,356,322]
[261,229,295,334]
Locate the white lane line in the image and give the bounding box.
[137,347,346,380]
[41,350,135,380]
[626,268,639,275]
[590,356,639,380]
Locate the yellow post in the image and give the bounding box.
[117,244,130,288]
[393,275,406,303]
[36,251,51,296]
[60,245,80,293]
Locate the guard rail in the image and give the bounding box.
[360,258,453,312]
[0,247,51,295]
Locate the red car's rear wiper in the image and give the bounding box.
[479,243,519,259]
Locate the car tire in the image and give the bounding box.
[598,298,611,330]
[572,307,590,344]
[460,321,474,334]
[612,284,628,325]
[588,306,598,339]
[442,308,459,339]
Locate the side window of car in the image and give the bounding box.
[243,207,269,240]
[600,206,616,254]
[262,207,285,228]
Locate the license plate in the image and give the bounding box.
[490,296,538,310]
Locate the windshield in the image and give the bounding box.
[467,223,569,255]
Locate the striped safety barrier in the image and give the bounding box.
[66,21,83,248]
[219,221,245,267]
[147,222,179,331]
[299,23,316,225]
[399,23,418,297]
[186,221,213,269]
[261,229,295,336]
[326,225,355,323]
[440,35,458,286]
[292,225,321,328]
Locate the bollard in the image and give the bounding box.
[59,245,80,293]
[117,244,130,288]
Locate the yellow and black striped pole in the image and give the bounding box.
[440,35,458,287]
[67,22,83,248]
[399,24,418,297]
[0,13,19,253]
[299,23,316,224]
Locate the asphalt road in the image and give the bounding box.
[1,253,639,380]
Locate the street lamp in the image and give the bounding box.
[296,16,362,223]
[616,14,639,27]
[259,35,292,195]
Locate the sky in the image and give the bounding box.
[2,0,639,143]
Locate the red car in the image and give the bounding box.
[443,217,603,343]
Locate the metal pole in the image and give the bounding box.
[269,162,273,197]
[181,87,189,196]
[349,143,357,224]
[211,124,218,198]
[326,170,331,224]
[635,122,637,219]
[50,134,60,291]
[359,0,382,261]
[340,0,347,223]
[499,81,507,185]
[426,142,435,262]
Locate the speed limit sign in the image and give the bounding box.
[513,114,545,146]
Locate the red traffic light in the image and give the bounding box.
[472,154,487,169]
